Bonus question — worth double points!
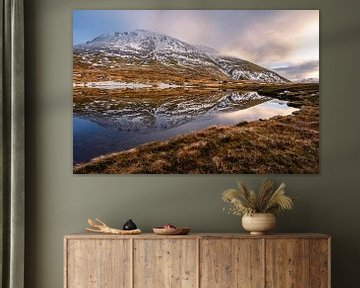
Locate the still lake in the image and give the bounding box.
[73,91,298,163]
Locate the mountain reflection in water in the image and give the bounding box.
[73,91,298,163]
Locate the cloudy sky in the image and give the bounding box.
[73,10,319,81]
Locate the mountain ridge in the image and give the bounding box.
[74,29,289,83]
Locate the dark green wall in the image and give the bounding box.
[25,0,360,287]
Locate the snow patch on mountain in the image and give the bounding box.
[83,81,152,89]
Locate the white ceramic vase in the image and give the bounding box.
[242,213,276,235]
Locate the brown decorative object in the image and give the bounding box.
[64,233,331,288]
[86,218,142,235]
[242,213,276,235]
[153,227,190,235]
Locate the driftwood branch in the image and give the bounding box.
[86,218,142,235]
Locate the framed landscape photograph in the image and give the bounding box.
[73,10,319,174]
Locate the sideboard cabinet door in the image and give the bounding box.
[309,239,330,288]
[265,239,329,288]
[66,239,131,288]
[200,239,264,288]
[134,239,198,288]
[266,239,309,287]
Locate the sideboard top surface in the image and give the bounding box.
[64,232,330,240]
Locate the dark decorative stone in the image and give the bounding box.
[123,219,137,230]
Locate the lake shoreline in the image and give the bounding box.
[73,93,298,163]
[73,83,319,174]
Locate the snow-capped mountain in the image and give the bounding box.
[74,29,288,83]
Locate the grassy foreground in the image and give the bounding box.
[74,83,319,174]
